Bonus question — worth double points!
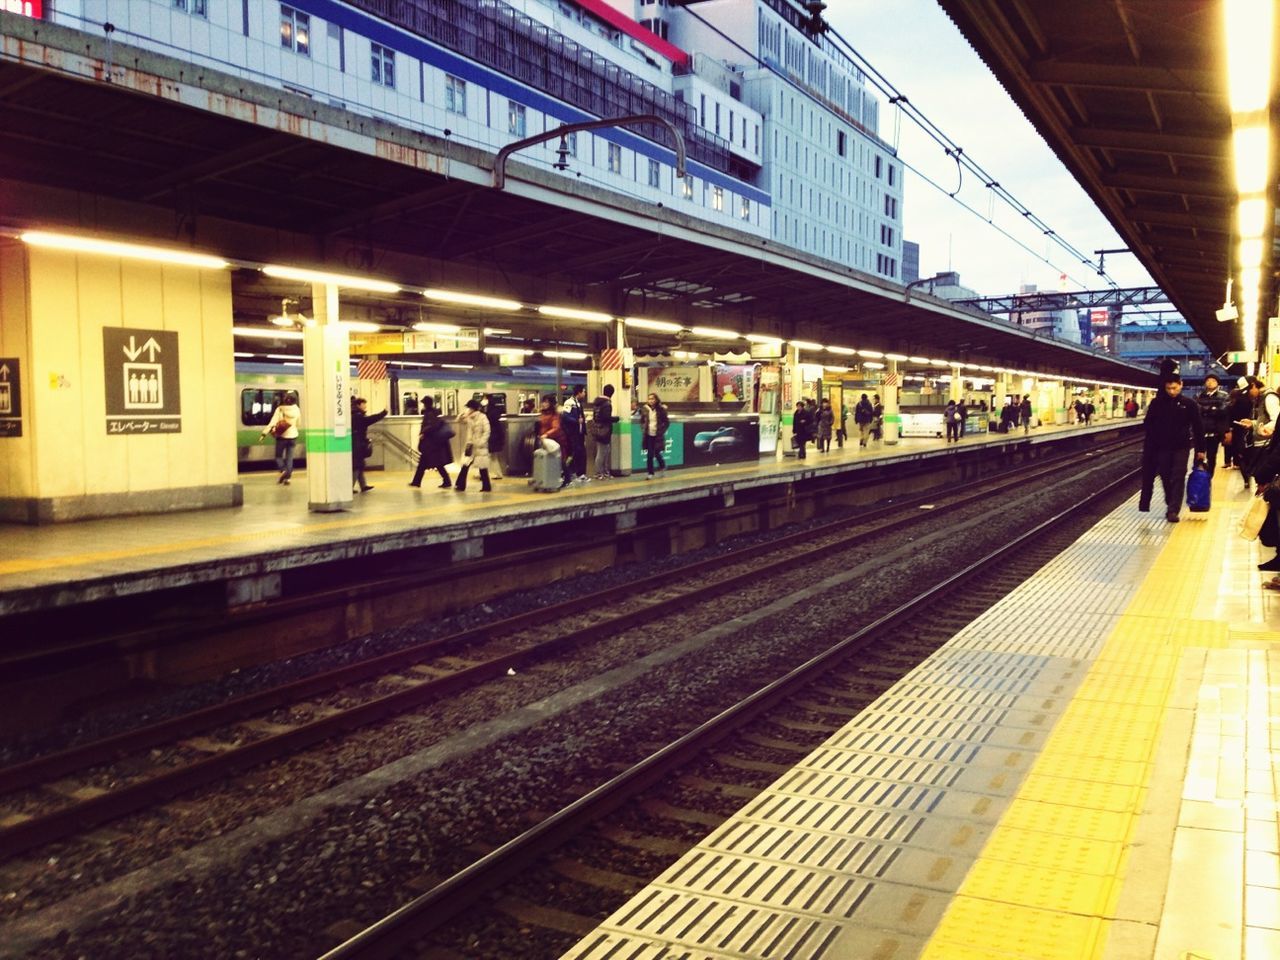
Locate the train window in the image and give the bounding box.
[242,389,292,426]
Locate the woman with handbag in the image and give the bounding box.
[409,396,454,489]
[259,391,301,485]
[455,398,493,492]
[351,397,387,493]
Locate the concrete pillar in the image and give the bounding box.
[589,319,630,475]
[949,364,963,402]
[1045,379,1066,425]
[304,282,353,512]
[882,358,901,444]
[779,343,803,455]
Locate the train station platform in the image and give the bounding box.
[0,420,1133,617]
[557,468,1280,960]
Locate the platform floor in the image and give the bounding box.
[0,420,1119,601]
[558,466,1280,960]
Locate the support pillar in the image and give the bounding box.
[949,364,963,402]
[304,282,353,512]
[780,343,802,455]
[590,319,631,475]
[882,359,901,444]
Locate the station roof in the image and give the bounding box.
[936,0,1276,360]
[0,15,1155,385]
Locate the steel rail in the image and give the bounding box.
[316,467,1141,960]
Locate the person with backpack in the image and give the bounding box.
[560,384,588,485]
[639,393,670,477]
[854,393,874,446]
[591,384,617,479]
[944,400,960,443]
[409,395,453,489]
[259,391,301,485]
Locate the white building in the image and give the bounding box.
[39,0,901,278]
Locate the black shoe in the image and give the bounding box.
[439,482,451,489]
[408,482,421,488]
[481,486,492,492]
[1138,502,1150,512]
[1258,557,1280,571]
[1166,511,1180,523]
[360,485,373,492]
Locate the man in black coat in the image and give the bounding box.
[1141,362,1206,522]
[1194,374,1230,478]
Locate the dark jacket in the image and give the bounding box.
[417,409,453,468]
[1195,387,1230,436]
[854,399,874,425]
[639,402,669,441]
[793,405,813,440]
[817,407,834,439]
[1143,391,1205,452]
[352,408,387,461]
[592,396,615,441]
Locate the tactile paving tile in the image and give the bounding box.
[558,496,1220,960]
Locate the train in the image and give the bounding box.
[236,361,576,469]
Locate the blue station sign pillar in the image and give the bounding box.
[303,282,353,512]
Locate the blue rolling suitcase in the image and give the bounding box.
[1186,463,1211,513]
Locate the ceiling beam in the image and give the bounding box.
[1069,126,1228,158]
[1099,170,1231,199]
[1028,59,1214,95]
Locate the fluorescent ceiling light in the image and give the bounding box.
[483,346,527,355]
[790,340,824,350]
[1232,125,1270,193]
[884,353,909,362]
[538,305,613,323]
[824,365,850,372]
[265,353,302,361]
[745,332,783,343]
[1237,198,1268,238]
[413,321,461,333]
[857,349,884,359]
[863,361,886,369]
[484,327,511,336]
[1225,0,1275,113]
[423,288,522,310]
[1239,237,1265,269]
[20,231,229,269]
[543,350,588,359]
[341,321,381,333]
[233,352,255,358]
[262,264,400,293]
[826,345,857,355]
[930,359,951,367]
[233,325,303,341]
[690,326,741,339]
[626,317,683,332]
[441,363,474,370]
[909,356,930,364]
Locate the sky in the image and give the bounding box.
[825,0,1159,299]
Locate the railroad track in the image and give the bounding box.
[0,439,1139,861]
[316,467,1141,960]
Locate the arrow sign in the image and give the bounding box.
[141,337,161,361]
[0,364,8,381]
[122,336,142,361]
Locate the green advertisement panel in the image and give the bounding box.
[630,421,685,471]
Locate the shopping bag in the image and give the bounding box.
[1185,464,1211,513]
[1240,495,1269,540]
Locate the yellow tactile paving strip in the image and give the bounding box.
[920,474,1280,960]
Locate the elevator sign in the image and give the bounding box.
[103,328,181,434]
[0,358,21,438]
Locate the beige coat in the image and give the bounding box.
[461,410,491,469]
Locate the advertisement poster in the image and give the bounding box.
[757,365,780,453]
[683,417,760,466]
[714,364,755,406]
[641,365,700,403]
[631,420,685,471]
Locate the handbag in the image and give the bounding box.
[271,418,291,438]
[1240,495,1270,540]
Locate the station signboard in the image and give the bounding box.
[103,328,181,434]
[0,358,21,437]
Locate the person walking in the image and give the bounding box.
[537,393,571,489]
[260,391,301,485]
[817,398,834,452]
[639,392,670,477]
[854,393,874,446]
[591,384,617,479]
[455,398,493,492]
[560,384,589,484]
[1140,361,1206,522]
[409,396,453,488]
[1194,374,1230,478]
[351,397,387,493]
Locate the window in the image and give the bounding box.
[371,43,395,88]
[566,131,578,157]
[888,164,896,186]
[714,102,721,136]
[874,155,882,179]
[739,196,751,220]
[174,0,208,16]
[281,5,310,56]
[712,185,724,212]
[648,158,660,188]
[682,175,694,200]
[884,195,897,218]
[608,143,622,173]
[445,75,467,116]
[242,389,294,427]
[508,102,526,137]
[837,130,847,157]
